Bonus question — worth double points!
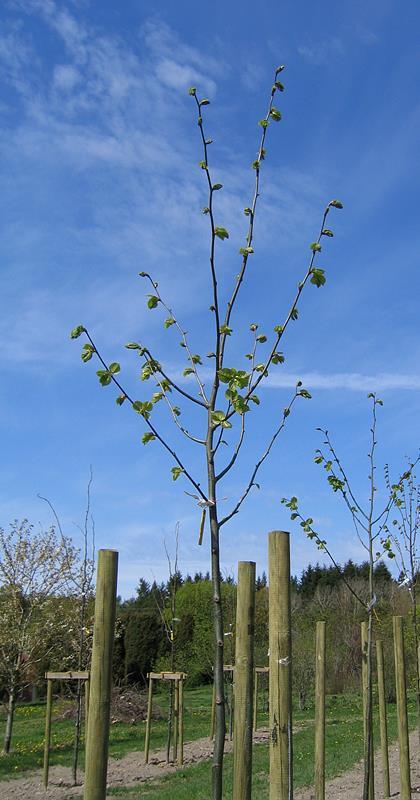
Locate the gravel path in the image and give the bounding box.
[1,728,419,799]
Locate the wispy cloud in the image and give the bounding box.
[297,37,344,65]
[266,371,420,392]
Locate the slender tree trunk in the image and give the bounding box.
[3,679,16,755]
[72,682,83,784]
[208,501,225,800]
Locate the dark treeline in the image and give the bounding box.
[112,559,415,700]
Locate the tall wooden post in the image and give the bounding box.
[43,679,53,789]
[269,531,293,800]
[84,550,118,800]
[233,561,256,800]
[393,616,411,800]
[144,675,154,763]
[315,621,326,800]
[376,639,390,799]
[361,621,375,800]
[253,670,259,732]
[85,676,90,735]
[173,679,179,762]
[178,676,184,766]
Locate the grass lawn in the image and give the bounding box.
[0,686,416,799]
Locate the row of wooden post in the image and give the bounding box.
[62,539,414,800]
[229,534,413,800]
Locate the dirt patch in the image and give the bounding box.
[1,728,419,799]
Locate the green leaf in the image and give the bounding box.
[152,392,164,404]
[274,81,285,91]
[172,406,181,417]
[70,325,86,339]
[252,160,260,170]
[219,325,232,335]
[256,334,267,343]
[202,207,210,214]
[291,308,299,320]
[142,432,156,445]
[310,242,322,252]
[125,342,142,350]
[270,107,282,121]
[147,295,159,309]
[298,388,312,399]
[250,394,260,405]
[329,199,344,209]
[239,246,254,255]
[81,343,95,362]
[116,394,126,406]
[199,160,207,169]
[191,354,202,364]
[232,395,249,415]
[212,183,223,190]
[211,410,232,429]
[109,362,120,374]
[322,228,334,237]
[276,65,285,74]
[259,119,269,128]
[310,268,326,288]
[183,367,194,377]
[96,370,111,386]
[215,227,229,240]
[271,352,285,365]
[314,455,323,464]
[200,98,210,106]
[171,467,184,481]
[133,400,153,419]
[188,87,197,96]
[274,324,284,334]
[164,317,175,329]
[244,207,253,216]
[218,368,235,384]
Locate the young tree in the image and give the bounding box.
[0,520,76,754]
[39,472,96,785]
[387,467,420,749]
[282,394,416,800]
[71,66,343,797]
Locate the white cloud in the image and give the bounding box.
[53,63,81,91]
[266,371,420,392]
[297,37,344,66]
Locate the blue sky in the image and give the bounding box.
[0,0,419,598]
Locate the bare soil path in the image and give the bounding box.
[1,728,420,799]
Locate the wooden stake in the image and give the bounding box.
[253,669,259,732]
[85,676,90,735]
[315,621,326,800]
[361,621,375,800]
[144,675,154,764]
[83,550,118,800]
[43,679,53,789]
[173,680,179,762]
[376,639,390,799]
[178,676,184,766]
[233,561,256,800]
[393,616,411,800]
[268,531,293,800]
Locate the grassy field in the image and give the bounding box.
[0,686,416,799]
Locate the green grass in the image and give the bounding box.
[1,688,417,800]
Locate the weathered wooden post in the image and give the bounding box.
[315,621,326,800]
[269,531,293,800]
[173,679,179,762]
[253,669,259,732]
[393,616,411,800]
[43,678,53,789]
[361,621,375,800]
[84,549,118,800]
[233,561,256,800]
[178,675,184,766]
[144,674,154,763]
[376,639,390,798]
